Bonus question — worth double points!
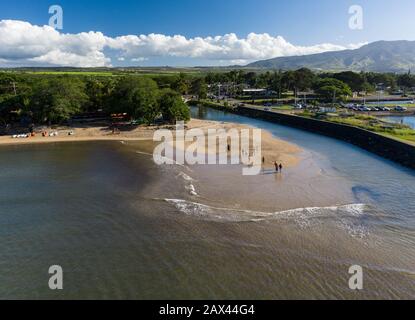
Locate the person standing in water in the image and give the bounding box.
[274,161,279,172]
[279,163,283,172]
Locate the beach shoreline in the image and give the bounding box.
[0,119,302,169]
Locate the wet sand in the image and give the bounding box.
[0,119,301,169]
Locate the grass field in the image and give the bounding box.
[21,71,117,76]
[272,105,294,111]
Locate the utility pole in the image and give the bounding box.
[377,84,383,109]
[294,87,297,105]
[378,90,382,108]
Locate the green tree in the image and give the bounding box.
[314,78,352,102]
[85,78,113,112]
[293,68,316,91]
[110,77,160,124]
[171,73,190,95]
[269,71,283,97]
[159,89,190,123]
[281,71,296,91]
[397,72,415,92]
[331,71,365,92]
[190,78,208,100]
[365,72,397,90]
[245,72,258,87]
[29,77,88,123]
[360,81,374,94]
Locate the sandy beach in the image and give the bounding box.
[0,119,301,168]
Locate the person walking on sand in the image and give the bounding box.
[279,163,283,172]
[274,161,279,173]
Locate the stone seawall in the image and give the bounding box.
[191,102,415,170]
[238,106,415,170]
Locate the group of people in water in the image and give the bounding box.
[261,156,283,173]
[274,161,283,172]
[226,145,284,174]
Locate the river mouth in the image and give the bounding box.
[0,107,415,299]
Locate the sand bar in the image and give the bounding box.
[0,119,301,168]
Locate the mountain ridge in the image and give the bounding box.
[247,40,415,73]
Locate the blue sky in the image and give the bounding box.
[0,0,414,67]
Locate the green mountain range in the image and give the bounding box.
[247,40,415,73]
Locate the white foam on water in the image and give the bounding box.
[185,184,198,196]
[135,151,153,157]
[178,172,195,182]
[164,199,370,238]
[177,172,199,196]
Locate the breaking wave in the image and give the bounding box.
[164,199,371,238]
[177,171,198,196]
[185,184,198,196]
[178,172,195,182]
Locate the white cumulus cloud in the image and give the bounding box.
[0,20,366,67]
[0,20,110,67]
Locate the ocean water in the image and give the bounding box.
[0,107,414,299]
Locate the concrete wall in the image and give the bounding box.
[236,106,415,170]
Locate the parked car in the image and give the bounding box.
[394,106,408,112]
[377,106,391,111]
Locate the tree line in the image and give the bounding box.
[1,68,415,126]
[0,73,195,125]
[200,69,415,101]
